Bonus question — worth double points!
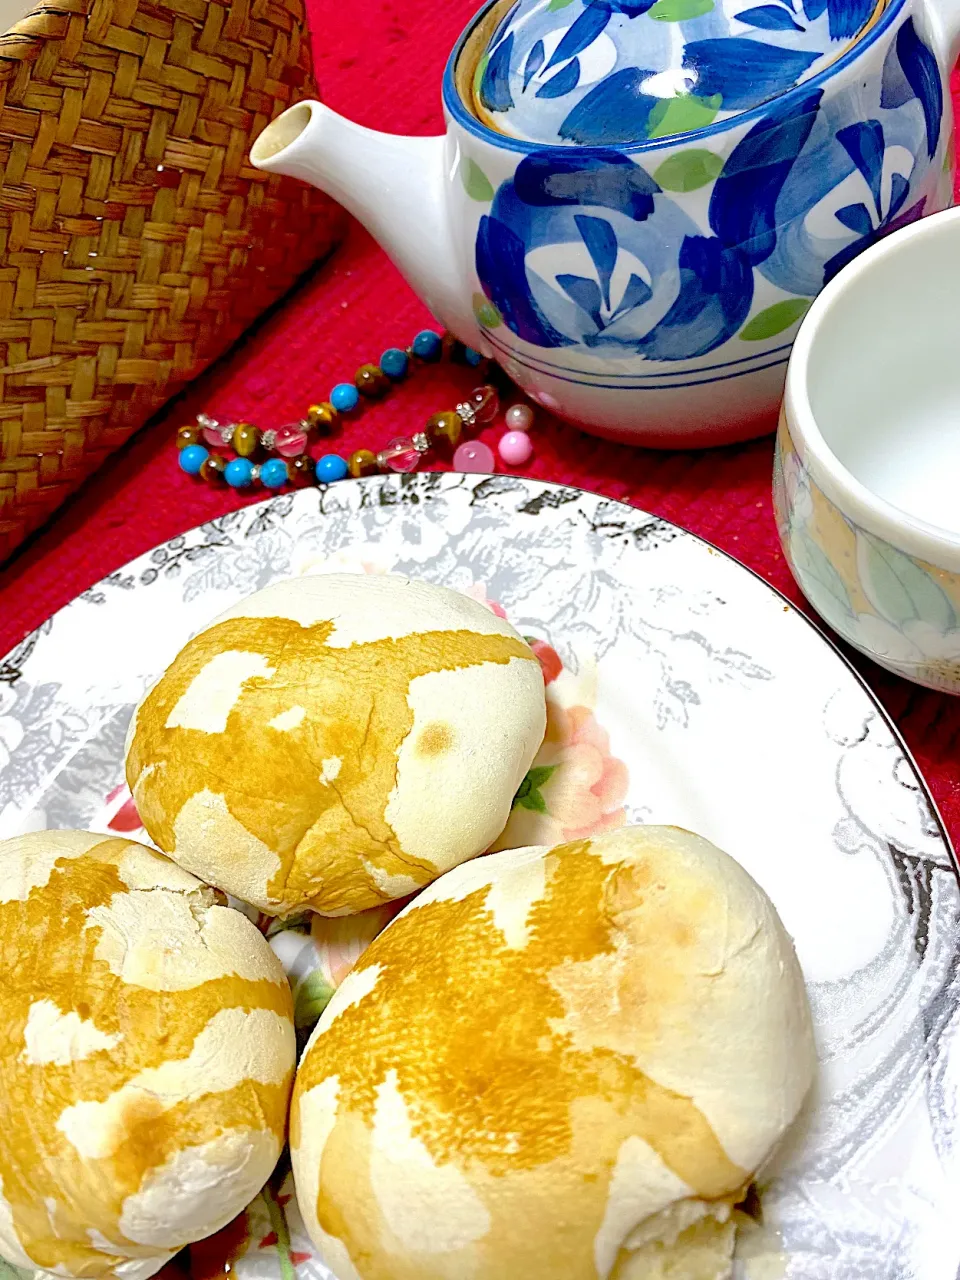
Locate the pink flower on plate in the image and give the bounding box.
[493,698,629,850]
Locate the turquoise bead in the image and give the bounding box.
[316,453,349,483]
[224,457,254,488]
[380,347,409,379]
[179,444,208,475]
[331,382,360,412]
[411,329,442,361]
[464,347,483,366]
[261,458,288,489]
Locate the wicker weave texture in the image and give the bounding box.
[0,0,342,560]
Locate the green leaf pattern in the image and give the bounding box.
[740,298,811,341]
[462,158,495,202]
[790,530,854,622]
[856,531,957,631]
[653,149,723,192]
[513,764,558,813]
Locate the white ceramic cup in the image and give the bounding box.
[776,205,960,693]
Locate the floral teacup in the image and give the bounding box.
[776,205,960,693]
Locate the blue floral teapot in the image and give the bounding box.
[251,0,958,447]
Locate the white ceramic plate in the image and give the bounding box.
[1,474,958,1280]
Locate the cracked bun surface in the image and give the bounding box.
[0,830,295,1280]
[290,825,816,1280]
[125,574,547,917]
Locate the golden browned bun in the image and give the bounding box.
[0,830,295,1280]
[125,573,546,917]
[290,825,815,1279]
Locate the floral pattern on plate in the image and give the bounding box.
[1,474,958,1279]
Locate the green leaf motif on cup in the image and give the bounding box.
[791,531,854,622]
[513,764,557,813]
[473,51,489,99]
[647,94,722,140]
[740,298,811,341]
[856,531,956,631]
[462,158,495,202]
[654,149,724,192]
[649,0,715,19]
[547,0,576,9]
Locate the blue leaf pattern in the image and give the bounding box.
[513,150,660,219]
[893,16,942,157]
[523,40,546,91]
[537,58,582,97]
[834,203,874,235]
[557,273,605,326]
[824,0,874,40]
[612,273,654,317]
[558,67,660,144]
[575,215,618,309]
[709,91,821,263]
[836,119,885,210]
[545,5,612,71]
[802,0,827,17]
[476,214,574,348]
[635,236,754,359]
[479,32,516,113]
[737,5,804,30]
[683,39,821,110]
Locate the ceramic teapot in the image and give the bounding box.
[250,0,959,447]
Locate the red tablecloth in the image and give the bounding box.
[1,1,958,844]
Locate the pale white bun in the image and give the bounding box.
[0,830,295,1280]
[125,574,546,916]
[290,824,816,1280]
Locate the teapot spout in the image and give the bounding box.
[251,102,473,342]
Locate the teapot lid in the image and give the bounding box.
[472,0,881,145]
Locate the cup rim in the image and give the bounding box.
[442,0,908,155]
[784,205,960,569]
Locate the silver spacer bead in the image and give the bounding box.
[455,402,476,427]
[219,424,235,445]
[412,431,431,454]
[261,429,277,451]
[250,464,261,482]
[376,451,389,471]
[196,412,217,429]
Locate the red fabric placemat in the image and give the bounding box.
[1,0,958,846]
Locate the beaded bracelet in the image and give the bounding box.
[175,328,535,491]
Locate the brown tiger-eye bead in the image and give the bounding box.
[289,454,317,487]
[200,454,226,484]
[306,401,338,433]
[232,422,259,458]
[425,410,463,448]
[176,425,200,449]
[348,448,378,478]
[354,364,389,399]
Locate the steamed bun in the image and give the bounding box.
[0,830,295,1280]
[290,825,815,1280]
[125,574,546,916]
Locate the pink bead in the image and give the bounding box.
[505,403,534,432]
[274,423,309,457]
[379,436,420,473]
[467,385,500,425]
[498,430,533,466]
[202,421,231,447]
[453,440,496,473]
